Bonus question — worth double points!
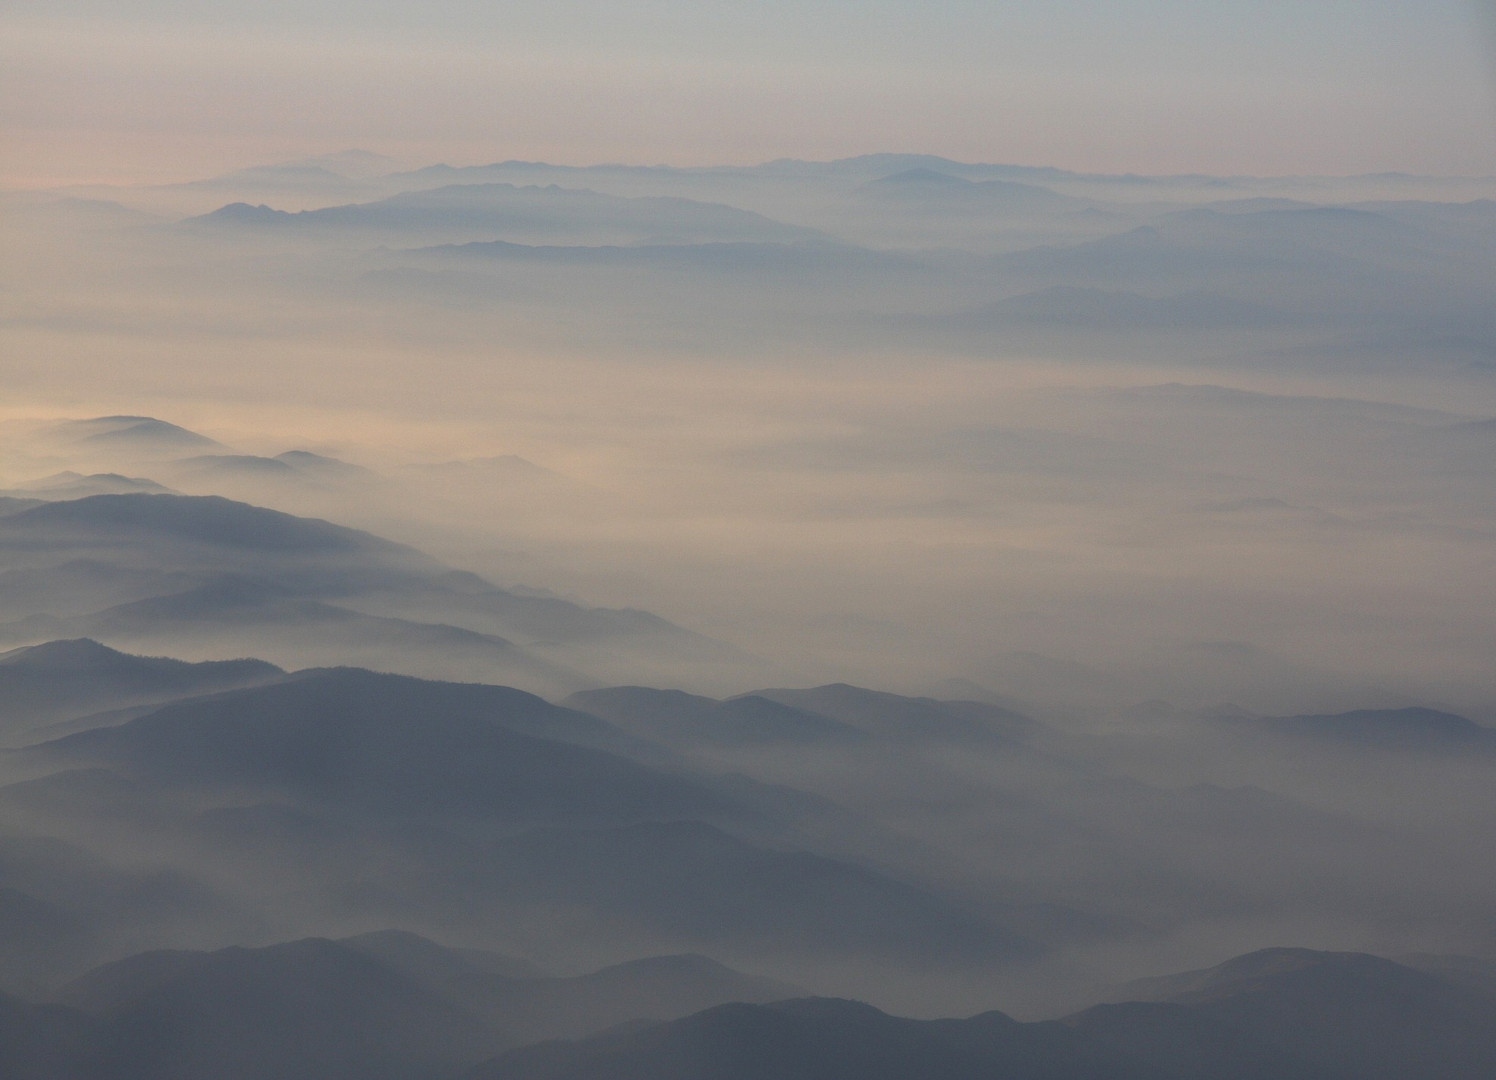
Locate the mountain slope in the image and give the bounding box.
[49,416,223,456]
[0,493,736,692]
[478,820,1032,964]
[749,684,1035,745]
[448,952,798,1046]
[6,579,583,696]
[1083,948,1496,1080]
[74,938,500,1080]
[22,668,724,825]
[0,493,406,558]
[48,936,799,1078]
[565,687,868,747]
[0,991,98,1080]
[472,998,1028,1080]
[0,639,281,741]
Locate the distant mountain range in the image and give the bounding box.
[1221,705,1496,752]
[187,183,826,246]
[144,152,1496,361]
[0,492,737,694]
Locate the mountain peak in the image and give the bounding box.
[0,638,124,668]
[64,416,223,450]
[1243,706,1495,751]
[6,493,399,555]
[1195,946,1390,986]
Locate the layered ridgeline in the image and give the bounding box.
[0,642,1070,1006]
[5,945,1495,1080]
[0,638,281,744]
[1,400,1493,1075]
[185,182,829,246]
[0,931,795,1080]
[1,621,1494,1072]
[158,156,1496,366]
[0,490,740,696]
[4,635,1492,1012]
[472,949,1496,1080]
[1215,705,1496,754]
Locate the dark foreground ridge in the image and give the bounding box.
[5,945,1494,1080]
[3,933,794,1080]
[472,949,1496,1080]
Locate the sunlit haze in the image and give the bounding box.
[4,1,1496,185]
[3,4,1496,1079]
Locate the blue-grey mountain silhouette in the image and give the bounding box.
[0,638,280,741]
[470,949,1496,1080]
[1228,707,1496,752]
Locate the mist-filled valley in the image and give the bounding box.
[3,149,1496,1078]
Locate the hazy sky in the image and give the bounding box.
[4,1,1495,185]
